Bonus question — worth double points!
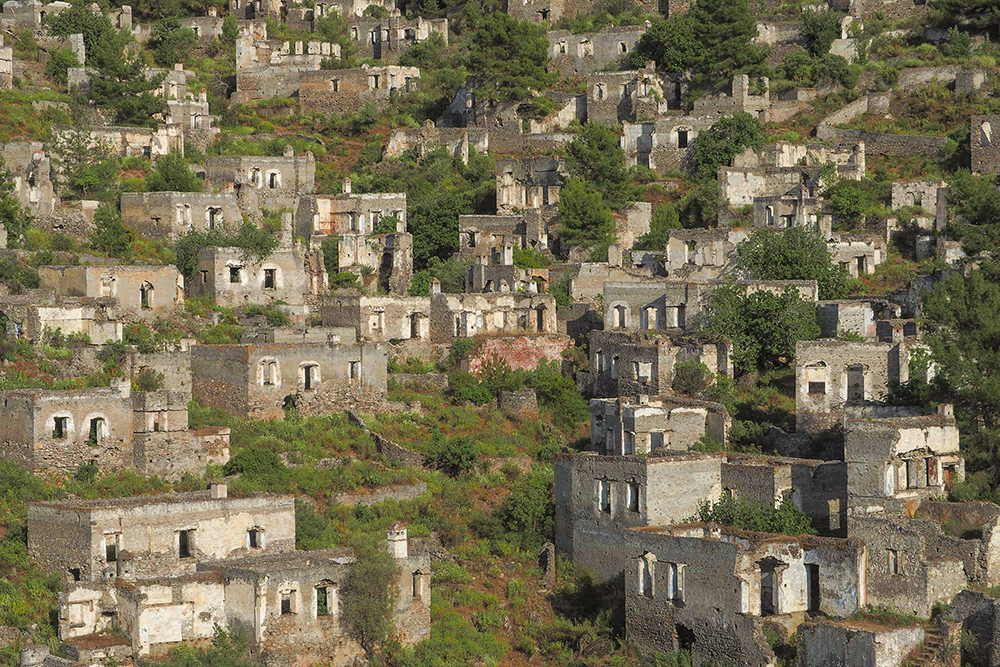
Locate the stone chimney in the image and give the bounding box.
[608,243,622,268]
[280,211,294,249]
[283,145,294,158]
[430,277,441,294]
[938,404,954,419]
[211,482,227,499]
[501,243,513,266]
[387,521,407,558]
[343,177,352,194]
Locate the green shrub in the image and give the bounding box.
[672,360,713,396]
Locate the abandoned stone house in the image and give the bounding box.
[337,227,414,296]
[547,26,646,76]
[586,63,668,126]
[602,281,711,332]
[28,483,292,585]
[120,191,242,240]
[29,487,430,666]
[0,293,122,344]
[496,158,567,216]
[189,217,327,309]
[152,65,217,149]
[0,141,55,215]
[347,14,448,62]
[589,394,730,455]
[203,149,315,214]
[382,123,489,163]
[466,246,549,294]
[587,330,731,398]
[321,291,431,350]
[38,265,183,321]
[971,115,1000,174]
[82,124,185,158]
[191,341,388,420]
[457,214,548,259]
[429,288,557,341]
[296,184,406,238]
[1,0,70,28]
[0,386,227,479]
[620,115,716,173]
[815,298,901,340]
[719,140,866,210]
[662,229,747,281]
[829,232,886,278]
[298,65,420,114]
[795,338,932,433]
[554,450,850,573]
[622,525,865,664]
[233,25,342,104]
[752,190,833,237]
[842,405,993,617]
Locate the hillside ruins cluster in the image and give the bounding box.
[0,0,998,664]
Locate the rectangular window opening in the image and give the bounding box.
[178,529,193,559]
[53,416,68,439]
[264,269,276,289]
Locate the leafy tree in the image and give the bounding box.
[811,53,859,88]
[942,26,973,58]
[736,227,850,300]
[409,257,468,295]
[944,170,1000,255]
[700,284,821,374]
[527,359,589,426]
[223,446,287,482]
[44,47,80,86]
[496,466,554,548]
[53,129,119,199]
[512,247,550,268]
[923,270,1000,432]
[625,14,699,72]
[341,535,401,658]
[0,156,31,246]
[150,23,198,67]
[637,203,681,250]
[693,112,763,181]
[146,152,203,192]
[88,27,167,126]
[46,3,117,61]
[827,180,875,228]
[687,0,767,78]
[565,123,640,211]
[557,178,614,251]
[466,13,557,102]
[802,9,846,56]
[90,202,133,260]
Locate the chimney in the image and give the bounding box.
[387,521,407,558]
[429,277,441,294]
[938,404,954,419]
[283,145,294,158]
[211,482,227,499]
[343,177,352,194]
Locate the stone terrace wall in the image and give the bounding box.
[332,482,427,506]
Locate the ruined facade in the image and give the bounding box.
[457,214,548,259]
[204,149,315,214]
[0,142,55,215]
[296,186,406,238]
[795,338,931,433]
[191,341,388,420]
[0,386,226,479]
[120,191,242,241]
[586,63,667,126]
[38,265,183,321]
[547,26,645,76]
[29,489,430,666]
[0,293,122,344]
[496,158,567,215]
[348,14,448,62]
[590,395,730,455]
[298,65,420,114]
[321,291,431,347]
[588,330,732,398]
[429,289,556,341]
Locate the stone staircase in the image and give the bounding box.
[902,625,949,667]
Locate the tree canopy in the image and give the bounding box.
[699,283,820,374]
[341,535,401,658]
[944,170,1000,255]
[564,122,640,211]
[146,153,204,192]
[693,112,764,180]
[557,178,615,254]
[736,227,851,300]
[466,13,557,102]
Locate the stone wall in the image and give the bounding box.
[120,192,242,241]
[332,482,427,506]
[463,334,572,375]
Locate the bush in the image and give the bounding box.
[695,495,816,535]
[672,360,713,396]
[424,433,478,476]
[133,367,164,392]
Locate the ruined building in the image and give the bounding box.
[120,190,242,241]
[204,148,315,215]
[28,487,430,666]
[547,25,646,76]
[0,385,228,479]
[589,394,730,455]
[298,65,420,114]
[191,340,388,419]
[38,265,183,322]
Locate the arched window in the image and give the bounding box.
[259,359,279,386]
[301,363,320,391]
